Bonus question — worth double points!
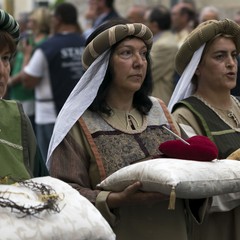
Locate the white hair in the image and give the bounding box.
[199,6,220,23]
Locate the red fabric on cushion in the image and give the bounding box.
[159,136,218,161]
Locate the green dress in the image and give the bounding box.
[0,99,48,183]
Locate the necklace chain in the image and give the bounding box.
[194,95,240,130]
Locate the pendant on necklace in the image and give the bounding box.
[227,111,240,128]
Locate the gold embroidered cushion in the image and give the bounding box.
[0,176,115,240]
[97,158,240,206]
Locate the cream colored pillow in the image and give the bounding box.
[0,176,115,240]
[97,158,240,202]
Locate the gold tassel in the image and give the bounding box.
[168,186,176,210]
[0,176,8,184]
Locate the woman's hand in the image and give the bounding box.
[227,148,240,160]
[106,181,169,209]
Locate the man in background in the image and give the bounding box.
[83,0,121,39]
[171,2,196,48]
[145,5,178,104]
[18,3,86,161]
[198,6,220,23]
[127,4,148,24]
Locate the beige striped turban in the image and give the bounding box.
[168,18,240,112]
[175,18,240,75]
[0,9,20,44]
[82,23,153,70]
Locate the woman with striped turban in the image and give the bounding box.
[0,9,48,181]
[47,19,191,239]
[169,19,240,240]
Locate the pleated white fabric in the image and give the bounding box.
[168,44,205,112]
[46,50,110,167]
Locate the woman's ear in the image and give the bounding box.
[195,66,200,76]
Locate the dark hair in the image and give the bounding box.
[0,30,16,54]
[54,3,78,24]
[87,19,153,115]
[105,0,114,9]
[148,6,171,30]
[180,6,195,22]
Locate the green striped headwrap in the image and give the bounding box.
[82,23,153,70]
[0,9,20,44]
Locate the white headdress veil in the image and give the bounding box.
[168,44,205,112]
[46,50,110,167]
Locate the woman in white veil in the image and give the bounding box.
[169,18,240,240]
[46,19,192,240]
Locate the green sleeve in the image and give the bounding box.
[18,102,49,177]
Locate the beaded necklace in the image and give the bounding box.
[194,95,240,132]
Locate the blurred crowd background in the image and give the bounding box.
[2,0,240,33]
